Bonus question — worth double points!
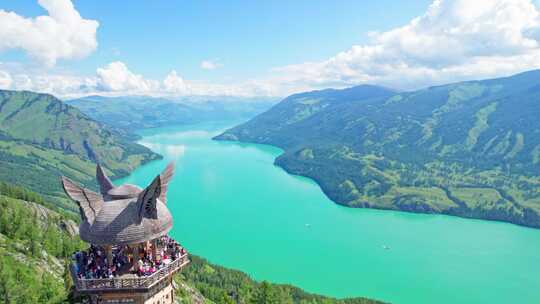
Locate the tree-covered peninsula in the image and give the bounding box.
[216,70,540,228]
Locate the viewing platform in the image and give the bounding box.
[62,162,188,304]
[73,252,189,293]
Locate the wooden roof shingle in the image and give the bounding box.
[61,162,176,245]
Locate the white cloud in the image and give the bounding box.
[0,0,98,66]
[3,0,540,97]
[269,0,540,91]
[0,61,271,98]
[5,71,97,97]
[0,71,12,89]
[200,60,223,70]
[96,61,159,92]
[163,70,189,94]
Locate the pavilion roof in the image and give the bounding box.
[61,162,176,245]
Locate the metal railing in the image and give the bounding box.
[73,254,189,292]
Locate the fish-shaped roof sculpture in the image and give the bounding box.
[61,162,176,245]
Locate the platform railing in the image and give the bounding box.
[73,253,189,292]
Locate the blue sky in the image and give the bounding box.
[0,0,540,97]
[1,0,431,80]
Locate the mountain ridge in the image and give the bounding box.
[0,89,160,209]
[215,70,540,228]
[67,95,278,131]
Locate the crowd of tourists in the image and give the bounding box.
[72,235,187,279]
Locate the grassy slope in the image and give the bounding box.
[0,90,160,209]
[215,71,540,228]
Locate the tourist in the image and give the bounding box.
[72,235,185,279]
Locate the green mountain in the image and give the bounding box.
[0,183,84,303]
[0,90,160,209]
[215,70,540,228]
[67,95,277,131]
[0,182,381,304]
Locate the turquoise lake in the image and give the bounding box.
[117,121,540,304]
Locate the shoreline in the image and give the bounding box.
[214,136,540,230]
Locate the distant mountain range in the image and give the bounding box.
[67,95,278,131]
[215,70,540,228]
[0,90,160,210]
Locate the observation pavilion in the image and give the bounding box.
[62,162,189,304]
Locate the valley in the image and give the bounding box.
[118,121,540,304]
[2,1,538,303]
[0,91,382,303]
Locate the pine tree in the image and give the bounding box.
[63,258,74,292]
[250,281,291,304]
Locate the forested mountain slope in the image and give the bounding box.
[0,183,84,303]
[216,70,540,228]
[0,90,160,209]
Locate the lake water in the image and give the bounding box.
[117,121,540,304]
